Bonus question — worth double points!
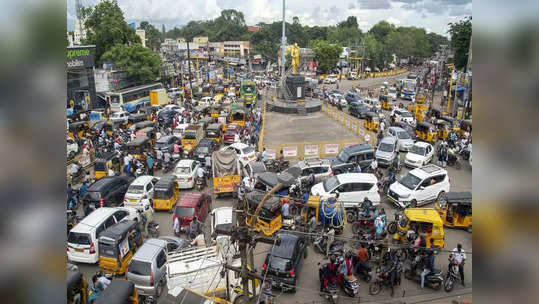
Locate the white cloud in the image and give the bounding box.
[386,16,401,25]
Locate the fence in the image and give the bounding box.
[321,102,377,147]
[318,68,407,80]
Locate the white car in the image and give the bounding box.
[123,175,160,210]
[310,173,381,208]
[163,104,183,114]
[363,98,381,111]
[174,159,201,189]
[387,127,414,152]
[110,110,129,124]
[199,97,213,106]
[67,137,79,159]
[328,76,338,83]
[221,143,256,166]
[387,164,450,208]
[391,109,416,126]
[388,87,398,101]
[405,142,434,168]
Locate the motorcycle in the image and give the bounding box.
[162,160,174,173]
[263,159,279,172]
[140,295,157,304]
[278,160,290,172]
[67,189,79,211]
[444,255,463,292]
[313,234,345,256]
[335,256,359,297]
[447,148,461,170]
[368,264,402,295]
[147,221,160,238]
[404,254,443,290]
[67,210,82,235]
[68,163,87,184]
[134,162,146,178]
[318,263,339,304]
[196,176,205,191]
[353,258,372,283]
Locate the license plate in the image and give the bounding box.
[129,199,137,203]
[75,248,83,252]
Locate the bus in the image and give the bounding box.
[240,80,257,106]
[107,83,163,113]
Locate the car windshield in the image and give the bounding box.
[323,176,340,192]
[196,146,209,154]
[67,232,91,245]
[128,260,151,276]
[175,167,191,175]
[399,173,422,190]
[127,184,144,194]
[268,256,291,272]
[397,131,410,139]
[175,207,195,217]
[410,145,426,156]
[242,146,254,154]
[401,112,413,117]
[378,143,394,152]
[336,150,350,162]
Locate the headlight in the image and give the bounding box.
[400,194,410,199]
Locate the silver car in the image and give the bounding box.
[375,136,398,167]
[127,238,168,297]
[387,127,414,152]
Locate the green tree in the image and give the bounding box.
[368,21,395,42]
[448,16,471,70]
[82,0,140,64]
[426,32,449,55]
[338,16,358,29]
[101,44,162,84]
[139,21,162,51]
[162,24,166,35]
[310,39,342,73]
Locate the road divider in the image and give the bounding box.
[322,102,376,147]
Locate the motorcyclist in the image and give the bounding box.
[384,249,400,297]
[320,255,338,294]
[354,244,371,277]
[374,209,387,237]
[420,247,435,289]
[163,150,171,168]
[338,251,355,283]
[196,165,206,186]
[358,198,374,219]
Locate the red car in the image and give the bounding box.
[223,124,241,145]
[172,192,212,232]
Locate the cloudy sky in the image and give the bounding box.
[67,0,471,36]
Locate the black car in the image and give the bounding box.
[328,143,375,173]
[83,176,134,208]
[194,138,218,164]
[262,233,307,292]
[154,135,180,153]
[344,92,360,104]
[348,102,370,119]
[158,110,176,128]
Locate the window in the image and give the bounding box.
[354,183,373,191]
[364,152,374,160]
[103,216,116,229]
[338,183,354,192]
[113,210,129,222]
[96,224,105,239]
[355,154,365,162]
[167,242,179,252]
[156,250,166,268]
[420,178,432,188]
[146,183,153,192]
[431,174,446,185]
[315,166,329,174]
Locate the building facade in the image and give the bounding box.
[136,30,146,47]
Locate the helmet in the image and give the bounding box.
[419,233,425,239]
[345,250,352,259]
[330,255,337,264]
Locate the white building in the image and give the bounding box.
[73,19,87,45]
[136,29,146,47]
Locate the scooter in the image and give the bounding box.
[147,222,160,238]
[369,264,402,295]
[340,273,359,297]
[318,264,339,304]
[163,160,174,173]
[404,254,443,290]
[447,148,461,170]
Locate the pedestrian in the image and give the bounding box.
[377,131,383,146]
[281,198,290,219]
[173,216,180,236]
[380,120,386,133]
[261,147,267,161]
[451,243,466,286]
[189,216,201,239]
[147,154,154,176]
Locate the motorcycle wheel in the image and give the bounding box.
[346,211,356,224]
[444,276,454,292]
[369,281,381,295]
[455,161,461,170]
[432,281,442,291]
[396,248,407,262]
[387,222,397,234]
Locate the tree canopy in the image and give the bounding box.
[138,21,162,51]
[310,40,342,73]
[101,44,162,84]
[448,16,472,70]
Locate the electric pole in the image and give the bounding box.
[280,0,287,78]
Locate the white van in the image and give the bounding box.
[67,207,139,264]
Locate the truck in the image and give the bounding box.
[212,149,241,195]
[240,80,257,106]
[165,242,254,304]
[401,79,417,101]
[150,88,171,106]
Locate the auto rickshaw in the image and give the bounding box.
[67,266,88,304]
[198,117,214,130]
[194,104,210,116]
[93,280,139,304]
[202,84,211,97]
[458,119,472,136]
[90,120,115,137]
[213,93,224,105]
[206,123,223,143]
[364,112,380,132]
[229,106,246,127]
[415,122,437,143]
[441,115,459,133]
[388,208,445,250]
[68,121,90,139]
[94,150,121,179]
[435,192,472,232]
[380,95,392,111]
[128,120,153,133]
[98,220,143,276]
[182,124,204,150]
[136,126,156,147]
[152,175,179,212]
[301,195,321,224]
[434,119,451,139]
[125,136,151,160]
[211,104,221,118]
[127,113,148,128]
[244,192,282,236]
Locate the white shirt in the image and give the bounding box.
[108,168,115,176]
[452,248,466,264]
[156,132,162,140]
[141,198,151,210]
[197,167,206,178]
[243,176,252,189]
[380,121,386,132]
[130,133,136,141]
[173,217,180,233]
[97,276,111,289]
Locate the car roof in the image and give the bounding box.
[380,136,397,144]
[409,164,446,179]
[176,159,195,167]
[212,207,233,225]
[198,138,214,146]
[71,208,117,232]
[388,126,405,132]
[297,158,331,168]
[230,142,248,149]
[413,141,431,148]
[156,135,175,143]
[270,234,299,259]
[132,238,166,261]
[404,208,443,225]
[88,176,124,191]
[130,175,155,186]
[176,192,204,206]
[336,173,378,183]
[343,143,373,153]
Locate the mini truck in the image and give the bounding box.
[212,149,241,196]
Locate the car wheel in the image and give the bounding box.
[436,192,446,205]
[410,200,417,208]
[156,282,163,297]
[68,151,75,159]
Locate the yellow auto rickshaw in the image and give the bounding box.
[68,121,90,139]
[229,107,247,127]
[301,195,321,224]
[128,120,156,133]
[210,104,221,118]
[458,119,472,136]
[244,192,282,236]
[127,113,148,128]
[182,124,204,150]
[415,122,437,143]
[364,112,380,131]
[380,95,392,111]
[206,123,223,143]
[434,119,451,140]
[125,136,151,160]
[136,126,156,147]
[67,266,88,304]
[98,220,143,276]
[152,175,179,212]
[93,280,139,304]
[90,120,115,137]
[441,115,459,133]
[388,208,445,250]
[218,112,229,131]
[94,151,121,179]
[214,93,224,104]
[435,192,472,232]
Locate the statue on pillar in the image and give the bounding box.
[290,43,300,75]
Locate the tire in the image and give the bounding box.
[304,248,308,259]
[369,281,381,295]
[444,275,454,292]
[436,192,446,205]
[387,222,397,234]
[410,200,417,208]
[156,282,163,297]
[432,281,442,291]
[396,248,407,262]
[346,211,356,224]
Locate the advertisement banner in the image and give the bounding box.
[324,143,339,155]
[304,144,319,157]
[266,148,277,160]
[79,154,91,167]
[282,146,298,158]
